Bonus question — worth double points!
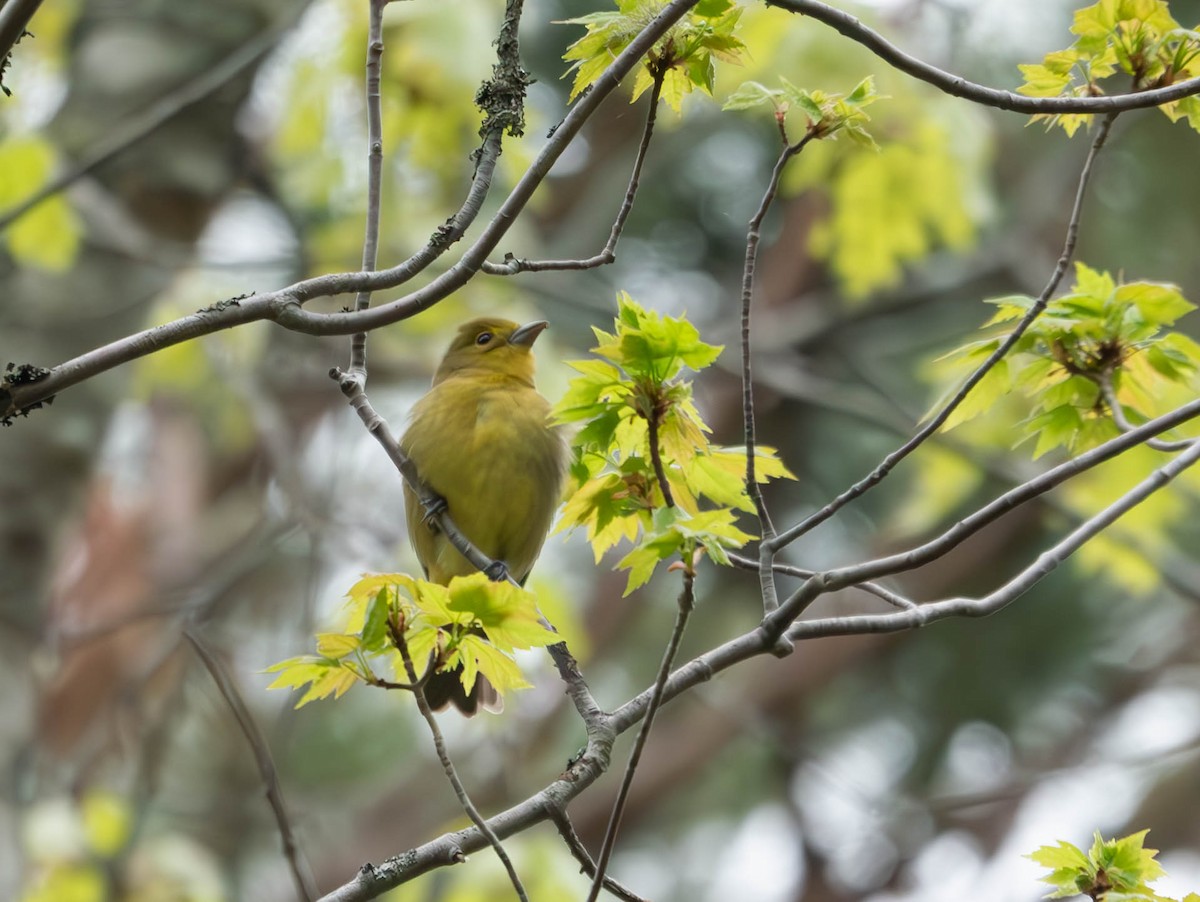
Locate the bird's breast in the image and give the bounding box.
[402,376,566,582]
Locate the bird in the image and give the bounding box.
[399,317,567,714]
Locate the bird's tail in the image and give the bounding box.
[423,668,503,716]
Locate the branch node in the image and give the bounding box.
[484,560,511,583]
[769,636,795,658]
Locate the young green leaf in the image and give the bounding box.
[1018,0,1200,135]
[560,0,747,113]
[932,263,1199,457]
[556,296,792,585]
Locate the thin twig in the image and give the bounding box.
[0,7,309,232]
[393,622,529,902]
[766,392,1200,627]
[770,112,1119,551]
[584,386,691,895]
[363,650,437,692]
[183,629,318,902]
[317,388,1200,901]
[586,568,695,902]
[768,0,1200,114]
[726,552,915,610]
[1097,373,1196,452]
[481,67,666,276]
[2,0,704,421]
[741,128,817,614]
[783,435,1200,642]
[348,0,387,375]
[548,808,649,902]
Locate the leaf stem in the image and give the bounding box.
[645,391,677,509]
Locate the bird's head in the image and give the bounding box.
[432,317,549,386]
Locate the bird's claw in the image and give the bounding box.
[421,492,448,530]
[484,560,510,583]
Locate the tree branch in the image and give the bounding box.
[0,0,42,95]
[393,622,528,902]
[481,66,666,276]
[770,112,1118,550]
[767,393,1200,628]
[727,552,916,611]
[741,127,817,615]
[768,0,1200,114]
[347,0,388,376]
[1096,373,1197,453]
[1,0,703,421]
[783,435,1200,641]
[184,628,317,902]
[586,568,695,902]
[548,808,649,902]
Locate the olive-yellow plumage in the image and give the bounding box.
[400,317,567,713]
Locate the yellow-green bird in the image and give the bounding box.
[400,317,567,714]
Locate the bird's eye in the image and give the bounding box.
[475,332,493,346]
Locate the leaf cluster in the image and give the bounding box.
[561,0,747,112]
[1029,830,1200,901]
[935,263,1200,457]
[1018,0,1200,135]
[266,573,558,708]
[723,75,883,147]
[553,294,792,593]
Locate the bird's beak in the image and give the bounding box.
[509,320,549,347]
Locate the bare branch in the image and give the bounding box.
[727,553,916,611]
[184,629,317,902]
[1097,373,1197,453]
[347,0,388,376]
[586,569,695,902]
[769,393,1200,626]
[768,0,1200,114]
[770,112,1118,550]
[783,435,1200,641]
[393,622,529,902]
[549,809,649,902]
[482,66,666,276]
[1,0,703,421]
[0,0,43,95]
[741,127,817,615]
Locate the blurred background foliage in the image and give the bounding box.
[1,0,1199,900]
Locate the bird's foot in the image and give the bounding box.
[421,492,448,530]
[484,560,510,583]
